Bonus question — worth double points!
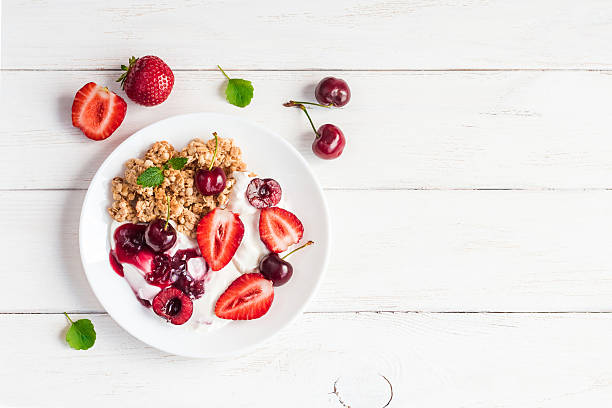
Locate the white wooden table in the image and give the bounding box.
[3,1,612,406]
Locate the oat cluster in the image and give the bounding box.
[108,137,247,237]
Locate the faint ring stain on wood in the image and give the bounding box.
[381,375,393,408]
[331,374,394,407]
[332,378,350,407]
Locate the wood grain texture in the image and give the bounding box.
[4,1,612,404]
[4,70,612,190]
[3,312,612,407]
[3,0,612,70]
[5,188,612,313]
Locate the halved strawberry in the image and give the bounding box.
[71,82,127,141]
[259,207,304,253]
[215,273,274,320]
[196,208,244,271]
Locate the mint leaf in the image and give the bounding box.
[218,65,253,108]
[226,79,254,108]
[137,166,164,187]
[136,158,188,188]
[167,157,188,170]
[64,313,96,350]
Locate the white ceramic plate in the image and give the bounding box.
[79,112,330,358]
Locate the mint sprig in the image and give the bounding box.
[137,167,165,187]
[137,156,188,188]
[64,313,96,350]
[167,157,188,170]
[218,65,254,108]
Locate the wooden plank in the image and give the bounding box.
[4,189,612,313]
[2,312,612,406]
[3,70,612,190]
[3,0,612,70]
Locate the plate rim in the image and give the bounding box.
[78,112,331,358]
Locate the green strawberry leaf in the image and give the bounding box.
[64,313,96,350]
[167,157,188,170]
[137,166,164,187]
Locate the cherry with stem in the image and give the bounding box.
[259,241,314,286]
[145,197,177,252]
[315,77,351,107]
[195,132,227,196]
[284,103,346,160]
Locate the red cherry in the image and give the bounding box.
[195,132,227,196]
[145,218,177,252]
[259,253,293,286]
[246,178,282,208]
[152,287,193,325]
[144,197,177,252]
[259,241,314,287]
[283,102,347,160]
[313,124,345,160]
[315,77,351,107]
[195,167,226,196]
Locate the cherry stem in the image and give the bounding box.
[282,241,314,260]
[164,196,170,230]
[209,132,219,171]
[289,104,319,137]
[63,312,74,324]
[284,100,331,108]
[217,65,230,80]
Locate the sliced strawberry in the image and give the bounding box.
[196,208,244,271]
[71,82,127,141]
[215,273,274,320]
[259,207,304,253]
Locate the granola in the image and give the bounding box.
[108,137,247,238]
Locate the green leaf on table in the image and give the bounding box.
[137,166,164,187]
[64,313,96,350]
[225,78,254,108]
[167,157,188,170]
[218,65,254,108]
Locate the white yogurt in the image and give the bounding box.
[225,172,287,273]
[190,263,241,331]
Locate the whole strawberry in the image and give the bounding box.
[117,56,174,106]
